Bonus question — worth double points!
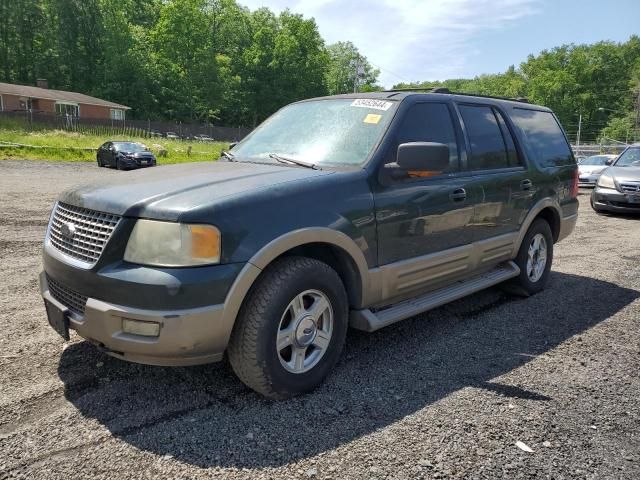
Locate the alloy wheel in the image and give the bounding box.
[276,289,333,374]
[526,233,548,283]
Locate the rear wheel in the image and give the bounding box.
[507,218,553,296]
[228,256,348,399]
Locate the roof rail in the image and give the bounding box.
[382,87,529,103]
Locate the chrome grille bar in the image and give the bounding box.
[619,183,640,193]
[47,202,121,266]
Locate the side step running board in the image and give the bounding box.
[350,261,520,332]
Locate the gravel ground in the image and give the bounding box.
[1,159,639,480]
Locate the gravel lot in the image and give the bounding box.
[1,159,639,479]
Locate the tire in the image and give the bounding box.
[507,218,553,296]
[116,158,125,171]
[97,157,103,167]
[228,256,348,399]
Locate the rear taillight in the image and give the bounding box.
[570,169,579,198]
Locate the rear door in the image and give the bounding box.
[456,104,532,250]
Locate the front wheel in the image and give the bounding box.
[228,257,348,399]
[507,218,553,296]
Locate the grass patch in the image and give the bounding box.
[0,127,228,164]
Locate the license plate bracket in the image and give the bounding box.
[44,299,70,340]
[628,194,640,204]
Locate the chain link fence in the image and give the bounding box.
[0,111,251,143]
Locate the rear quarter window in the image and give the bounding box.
[510,108,574,168]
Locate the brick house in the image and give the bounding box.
[0,80,130,120]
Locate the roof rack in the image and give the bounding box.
[383,86,529,103]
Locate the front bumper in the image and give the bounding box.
[122,156,156,168]
[41,272,227,366]
[41,246,261,365]
[591,187,640,214]
[578,173,600,187]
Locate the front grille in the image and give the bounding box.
[47,275,87,316]
[610,201,640,209]
[619,183,640,193]
[48,202,121,265]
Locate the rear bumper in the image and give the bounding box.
[591,187,640,214]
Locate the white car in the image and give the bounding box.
[578,154,617,187]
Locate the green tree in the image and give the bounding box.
[325,41,379,95]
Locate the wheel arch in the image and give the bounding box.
[248,228,371,309]
[218,229,371,351]
[514,199,562,256]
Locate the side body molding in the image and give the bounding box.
[217,200,568,349]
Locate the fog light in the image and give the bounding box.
[122,318,161,337]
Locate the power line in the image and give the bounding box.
[367,60,411,85]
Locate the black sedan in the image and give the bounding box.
[97,141,157,170]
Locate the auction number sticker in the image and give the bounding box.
[350,99,393,111]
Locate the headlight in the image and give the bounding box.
[597,174,616,189]
[124,220,221,267]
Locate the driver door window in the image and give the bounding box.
[386,103,460,175]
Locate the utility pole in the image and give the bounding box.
[576,113,582,151]
[635,88,640,142]
[351,59,365,93]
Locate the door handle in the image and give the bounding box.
[521,179,533,191]
[450,188,467,202]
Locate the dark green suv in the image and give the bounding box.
[41,91,578,399]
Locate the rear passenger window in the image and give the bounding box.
[390,103,460,173]
[495,110,521,167]
[510,108,573,168]
[459,105,510,170]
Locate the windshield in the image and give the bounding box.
[114,142,146,153]
[614,147,640,167]
[580,155,611,166]
[231,98,397,167]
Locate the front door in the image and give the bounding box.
[373,102,479,298]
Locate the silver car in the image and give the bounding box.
[578,154,617,187]
[591,144,640,214]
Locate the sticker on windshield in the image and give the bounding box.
[363,113,382,124]
[351,99,393,111]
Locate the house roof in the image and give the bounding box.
[0,82,130,110]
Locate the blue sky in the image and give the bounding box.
[239,0,640,87]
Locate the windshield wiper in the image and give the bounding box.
[269,153,318,170]
[221,150,236,161]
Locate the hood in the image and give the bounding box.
[60,161,333,220]
[578,164,607,175]
[606,166,640,183]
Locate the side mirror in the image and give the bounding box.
[605,158,614,165]
[229,142,237,149]
[397,142,450,173]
